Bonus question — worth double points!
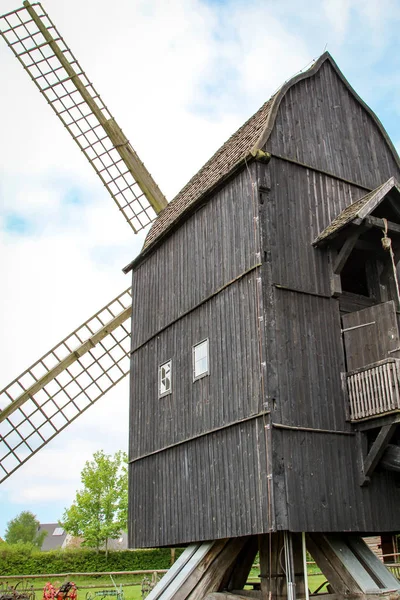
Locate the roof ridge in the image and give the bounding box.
[130,51,399,263]
[173,97,274,204]
[142,95,276,251]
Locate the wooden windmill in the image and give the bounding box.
[0,0,167,482]
[2,4,400,600]
[122,49,400,600]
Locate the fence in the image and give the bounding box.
[347,358,400,421]
[1,553,399,598]
[0,571,167,596]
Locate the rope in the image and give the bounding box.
[381,218,400,308]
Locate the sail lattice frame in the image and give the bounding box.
[0,2,167,233]
[0,288,132,483]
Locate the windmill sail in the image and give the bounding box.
[0,1,167,233]
[0,289,132,483]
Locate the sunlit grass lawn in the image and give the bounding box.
[10,576,149,600]
[6,566,328,599]
[246,565,328,595]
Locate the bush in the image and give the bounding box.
[0,543,178,575]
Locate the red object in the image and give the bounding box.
[42,582,77,600]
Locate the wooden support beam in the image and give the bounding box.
[356,413,400,432]
[381,535,398,564]
[151,536,400,600]
[206,593,260,600]
[307,534,364,595]
[328,249,342,297]
[227,537,258,592]
[172,540,228,600]
[360,423,397,485]
[259,533,304,600]
[174,538,248,600]
[345,537,400,590]
[365,216,400,236]
[360,423,398,486]
[333,231,362,274]
[259,533,284,600]
[308,593,398,600]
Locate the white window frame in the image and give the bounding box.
[192,339,209,381]
[159,359,172,398]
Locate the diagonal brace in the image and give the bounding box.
[333,229,363,274]
[360,423,398,486]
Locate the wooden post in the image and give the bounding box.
[227,537,259,592]
[259,533,305,600]
[381,535,398,564]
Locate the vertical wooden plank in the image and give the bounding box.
[342,302,400,371]
[391,362,400,410]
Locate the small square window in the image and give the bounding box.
[193,339,209,381]
[159,360,172,397]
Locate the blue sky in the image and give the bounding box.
[0,0,400,538]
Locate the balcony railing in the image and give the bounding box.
[347,358,400,421]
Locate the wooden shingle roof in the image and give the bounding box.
[313,178,399,245]
[123,52,400,272]
[143,96,275,249]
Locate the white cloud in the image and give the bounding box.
[323,0,352,40]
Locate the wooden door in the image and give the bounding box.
[342,301,400,371]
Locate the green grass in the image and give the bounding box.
[7,576,151,600]
[246,564,328,594]
[5,566,329,598]
[307,573,329,593]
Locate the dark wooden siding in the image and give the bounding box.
[129,58,400,546]
[273,288,346,430]
[261,58,400,533]
[131,166,260,348]
[267,59,400,189]
[262,158,383,297]
[276,429,400,533]
[130,271,264,459]
[129,164,270,546]
[129,417,271,548]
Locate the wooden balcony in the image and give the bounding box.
[346,358,400,422]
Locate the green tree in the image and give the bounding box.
[61,450,128,557]
[4,511,47,548]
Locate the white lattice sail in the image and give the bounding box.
[0,1,167,233]
[0,289,132,482]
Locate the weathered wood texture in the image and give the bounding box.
[130,272,264,459]
[129,418,270,547]
[129,162,271,547]
[278,429,400,532]
[347,359,400,421]
[267,59,400,189]
[128,56,400,547]
[259,59,400,534]
[272,288,346,430]
[131,166,260,348]
[342,302,400,371]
